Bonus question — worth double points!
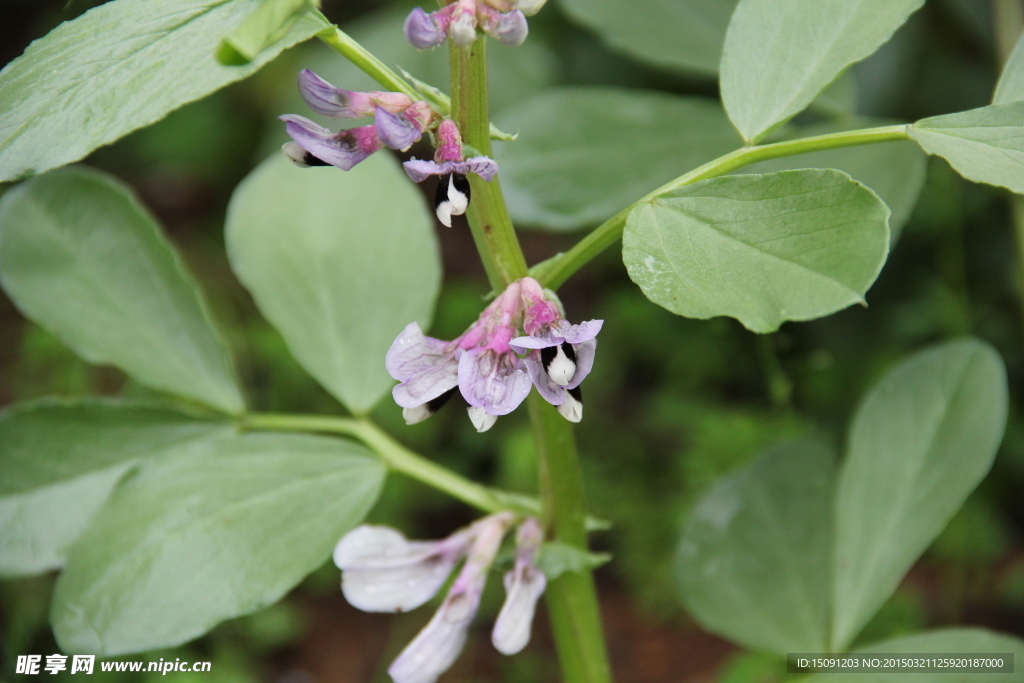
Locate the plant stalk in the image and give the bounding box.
[449,38,529,290]
[450,36,613,683]
[534,124,911,290]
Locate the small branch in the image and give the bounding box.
[536,124,911,290]
[242,412,533,515]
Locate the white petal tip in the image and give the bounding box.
[468,406,497,432]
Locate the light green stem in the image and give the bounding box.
[534,124,911,290]
[242,412,528,514]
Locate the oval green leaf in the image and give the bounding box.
[720,0,923,143]
[558,0,739,76]
[0,0,324,183]
[831,339,1008,651]
[622,169,891,333]
[909,102,1024,195]
[495,87,741,231]
[225,153,440,414]
[677,439,835,654]
[0,168,245,413]
[51,432,386,656]
[745,119,927,243]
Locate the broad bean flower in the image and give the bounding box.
[403,0,546,50]
[404,119,499,227]
[387,277,601,430]
[334,514,547,683]
[280,69,434,170]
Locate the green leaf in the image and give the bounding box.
[805,629,1024,683]
[51,432,386,656]
[676,439,835,654]
[0,398,232,577]
[622,169,890,333]
[0,467,130,578]
[536,543,611,581]
[909,102,1024,195]
[994,29,1024,104]
[558,0,739,76]
[721,0,923,143]
[831,339,1008,651]
[0,168,245,413]
[225,153,440,414]
[0,0,325,182]
[218,0,315,65]
[745,119,927,243]
[494,88,741,231]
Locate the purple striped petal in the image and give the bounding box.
[403,159,450,183]
[456,156,499,181]
[375,106,424,151]
[404,7,447,49]
[280,115,382,171]
[297,69,376,118]
[458,348,532,415]
[567,338,596,389]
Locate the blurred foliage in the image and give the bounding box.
[3,0,1024,681]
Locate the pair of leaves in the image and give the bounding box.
[677,339,1009,654]
[0,0,326,183]
[0,398,385,655]
[623,168,891,334]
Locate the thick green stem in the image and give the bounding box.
[449,36,613,683]
[528,395,613,683]
[449,39,529,289]
[534,124,911,290]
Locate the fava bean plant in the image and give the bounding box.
[2,0,1024,681]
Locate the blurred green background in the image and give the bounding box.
[2,0,1024,681]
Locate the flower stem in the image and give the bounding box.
[312,10,422,101]
[449,39,529,290]
[533,124,911,290]
[450,36,614,683]
[241,412,524,514]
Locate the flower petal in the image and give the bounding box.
[458,348,532,415]
[554,319,603,345]
[524,358,565,405]
[484,9,528,47]
[280,115,381,171]
[492,565,546,655]
[567,338,596,389]
[457,156,500,181]
[509,334,557,353]
[375,106,424,151]
[386,322,450,381]
[404,159,450,183]
[334,526,461,613]
[404,7,448,49]
[297,69,375,118]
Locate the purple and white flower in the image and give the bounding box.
[492,518,547,655]
[383,514,513,683]
[281,70,434,170]
[388,281,529,432]
[511,278,602,422]
[388,277,602,428]
[403,119,499,227]
[403,0,529,49]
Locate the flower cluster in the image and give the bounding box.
[334,515,547,683]
[280,69,434,170]
[404,0,546,50]
[388,276,602,431]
